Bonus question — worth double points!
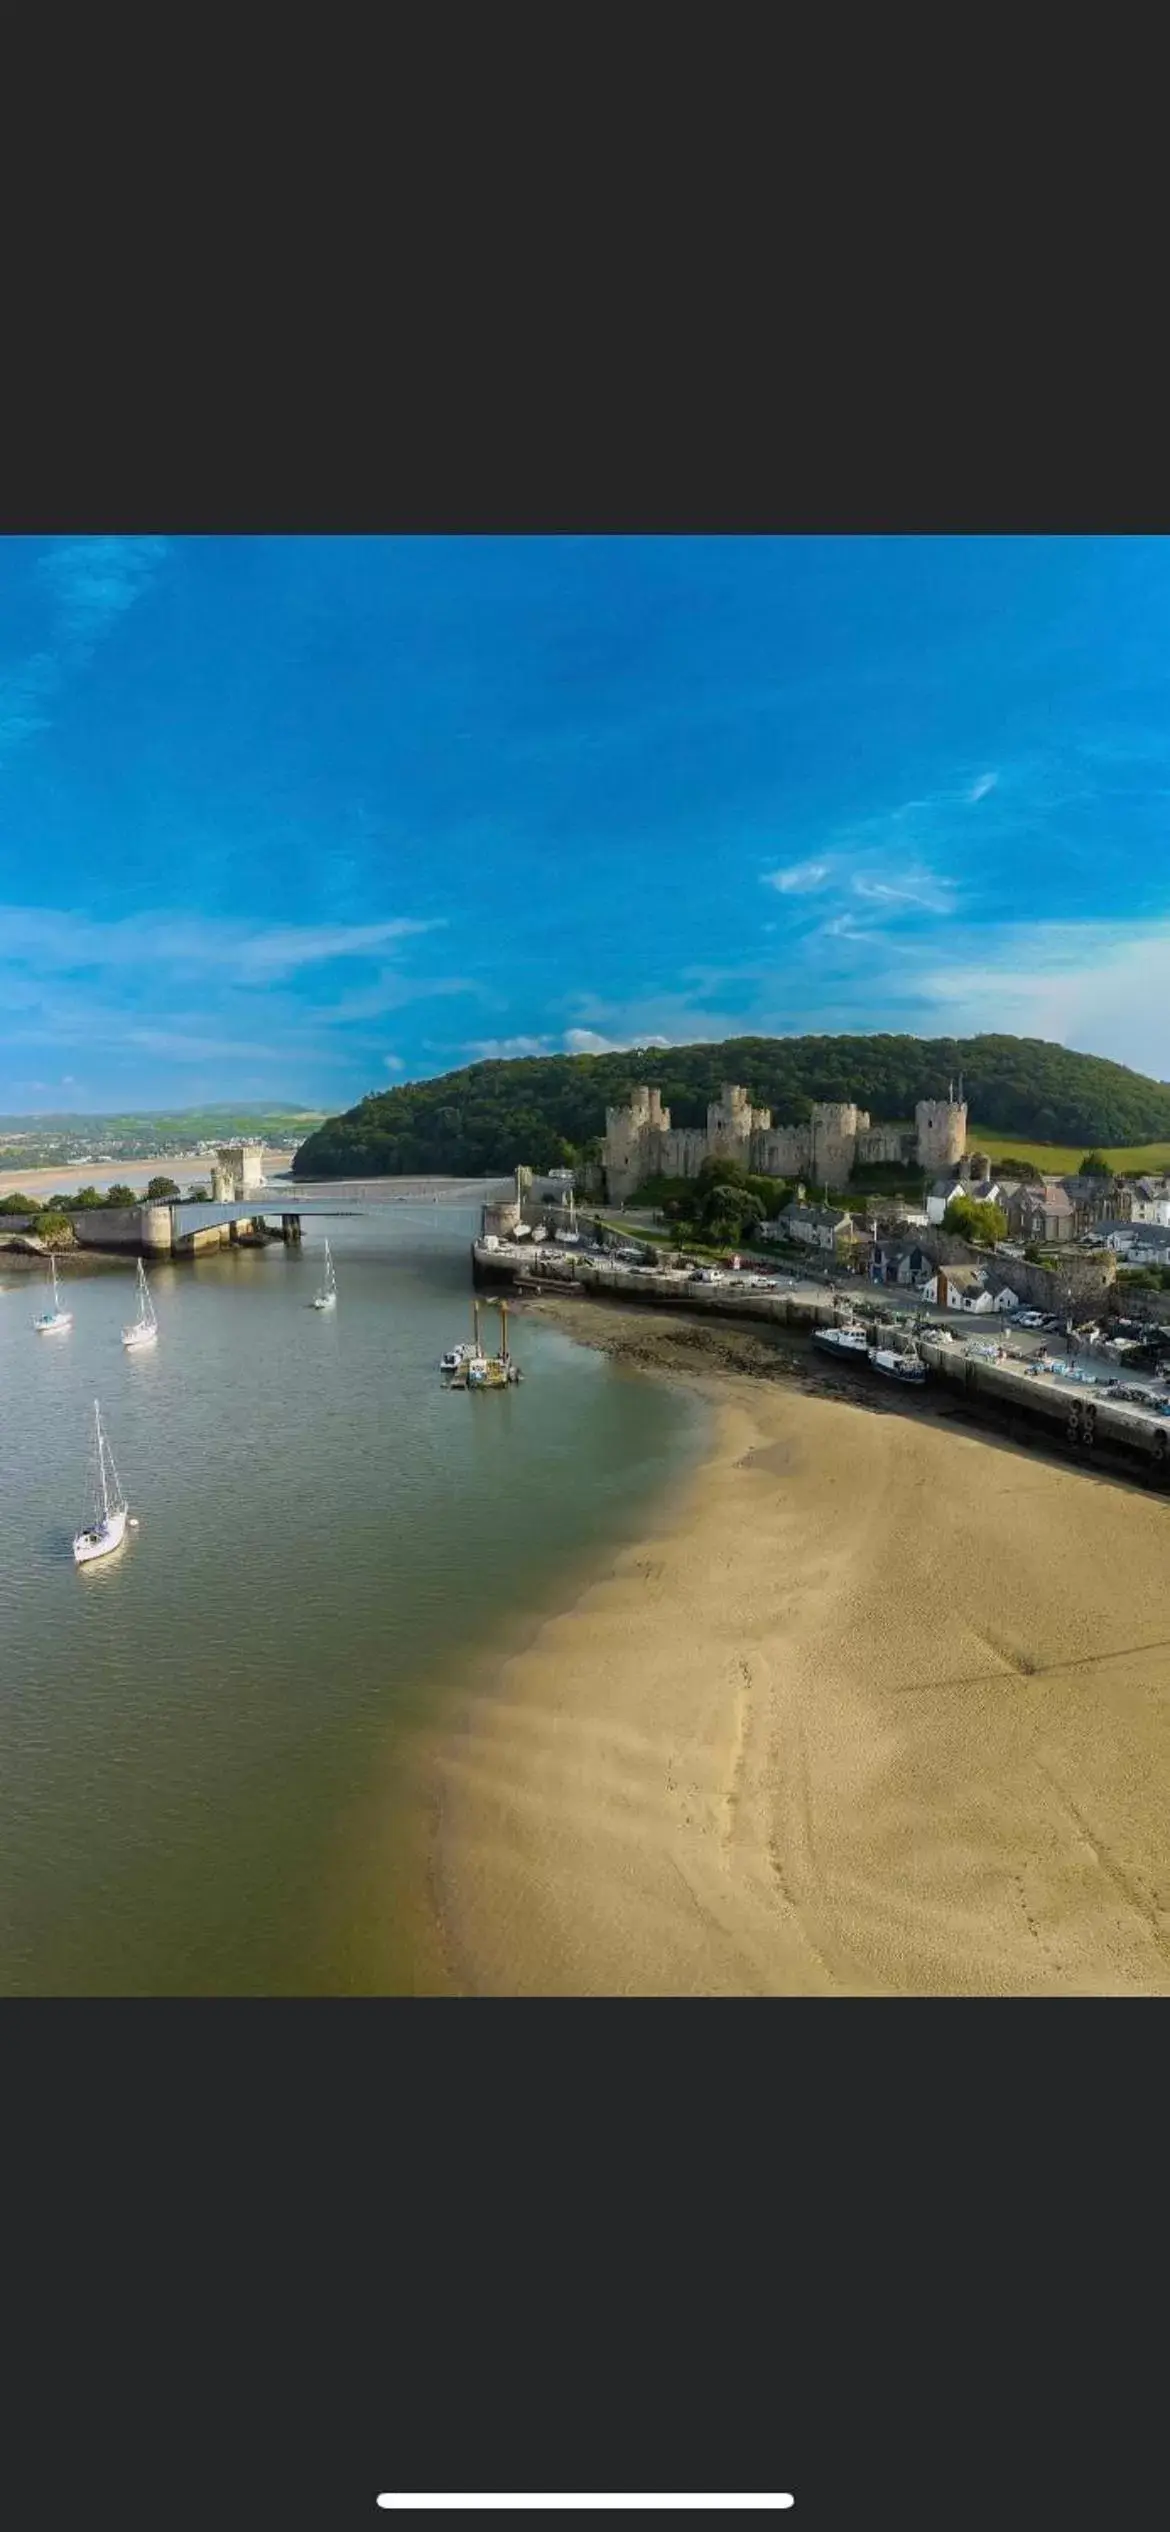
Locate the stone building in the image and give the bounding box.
[602,1081,967,1201]
[212,1141,266,1202]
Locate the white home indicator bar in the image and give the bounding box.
[376,2501,795,2513]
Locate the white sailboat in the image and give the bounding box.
[73,1399,131,1566]
[33,1254,73,1334]
[122,1259,159,1350]
[312,1239,337,1309]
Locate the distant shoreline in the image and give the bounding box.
[0,1150,297,1197]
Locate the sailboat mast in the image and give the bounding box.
[95,1403,110,1523]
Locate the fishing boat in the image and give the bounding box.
[73,1399,132,1566]
[813,1308,869,1361]
[122,1259,159,1350]
[870,1340,926,1385]
[33,1254,72,1334]
[312,1240,337,1309]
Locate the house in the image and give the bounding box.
[872,1238,934,1288]
[767,1201,856,1254]
[923,1265,1022,1312]
[925,1174,1007,1226]
[1130,1178,1170,1226]
[1005,1182,1076,1245]
[1094,1218,1170,1261]
[1062,1175,1131,1231]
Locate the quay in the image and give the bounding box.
[473,1238,1170,1487]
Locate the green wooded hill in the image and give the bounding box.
[292,1034,1170,1180]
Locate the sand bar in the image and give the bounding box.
[420,1300,1170,1995]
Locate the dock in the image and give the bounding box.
[474,1240,1170,1487]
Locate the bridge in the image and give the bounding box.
[2,1177,512,1260]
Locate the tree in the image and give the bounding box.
[145,1175,181,1200]
[105,1183,137,1207]
[1023,1242,1042,1263]
[186,1183,210,1202]
[944,1194,1008,1247]
[0,1191,39,1213]
[1079,1151,1111,1176]
[36,1210,74,1247]
[70,1186,104,1209]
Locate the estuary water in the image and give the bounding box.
[0,1195,701,1994]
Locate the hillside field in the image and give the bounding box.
[972,1130,1170,1177]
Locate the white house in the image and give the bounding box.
[1130,1179,1170,1226]
[925,1175,1006,1226]
[922,1265,1021,1313]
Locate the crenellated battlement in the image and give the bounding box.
[603,1079,967,1198]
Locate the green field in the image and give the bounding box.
[971,1128,1170,1176]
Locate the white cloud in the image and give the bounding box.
[763,860,832,894]
[466,1035,558,1061]
[968,771,998,803]
[915,918,1170,1078]
[383,1054,405,1071]
[563,1027,671,1055]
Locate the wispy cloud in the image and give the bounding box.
[0,906,441,984]
[0,536,171,770]
[968,771,998,802]
[383,1054,405,1072]
[764,859,832,894]
[37,536,171,651]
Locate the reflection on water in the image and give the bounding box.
[0,1201,700,1994]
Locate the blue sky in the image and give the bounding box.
[2,533,1169,1113]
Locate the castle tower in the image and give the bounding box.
[706,1083,765,1168]
[808,1102,865,1187]
[915,1097,967,1173]
[603,1084,671,1200]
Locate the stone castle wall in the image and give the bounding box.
[603,1082,967,1199]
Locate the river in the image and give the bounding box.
[0,1192,701,1994]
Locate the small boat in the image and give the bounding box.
[813,1313,870,1360]
[444,1301,491,1385]
[871,1342,926,1384]
[122,1259,159,1350]
[467,1298,523,1388]
[33,1254,73,1334]
[73,1399,130,1566]
[439,1341,478,1375]
[312,1240,337,1309]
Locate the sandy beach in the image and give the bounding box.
[419,1298,1170,1995]
[0,1151,296,1195]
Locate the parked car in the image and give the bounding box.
[1014,1309,1046,1328]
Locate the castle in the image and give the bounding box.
[603,1082,967,1201]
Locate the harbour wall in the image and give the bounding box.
[475,1247,1170,1487]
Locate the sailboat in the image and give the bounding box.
[73,1399,131,1566]
[312,1239,337,1309]
[33,1253,73,1334]
[122,1259,159,1351]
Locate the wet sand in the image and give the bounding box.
[419,1297,1170,1995]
